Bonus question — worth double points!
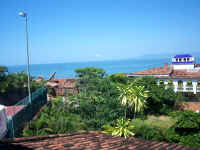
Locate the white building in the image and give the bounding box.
[127,54,200,94]
[0,105,7,139]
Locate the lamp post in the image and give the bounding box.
[19,12,31,104]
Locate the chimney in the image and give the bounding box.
[164,63,168,69]
[38,76,44,80]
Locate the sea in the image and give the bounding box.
[8,58,171,79]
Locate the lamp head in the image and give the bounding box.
[19,12,27,17]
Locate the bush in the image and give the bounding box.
[179,133,200,147]
[163,127,180,143]
[173,110,200,132]
[102,118,135,138]
[70,94,124,130]
[135,125,164,141]
[23,98,88,136]
[109,73,128,85]
[132,77,177,115]
[0,70,45,105]
[132,117,175,141]
[164,110,200,147]
[159,104,174,115]
[168,111,182,118]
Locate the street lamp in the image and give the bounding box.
[19,12,31,104]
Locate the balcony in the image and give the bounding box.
[177,86,184,92]
[185,86,193,92]
[165,83,199,94]
[197,86,200,92]
[165,85,174,89]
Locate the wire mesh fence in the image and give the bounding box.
[6,87,47,138]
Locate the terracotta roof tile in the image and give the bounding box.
[5,105,25,117]
[130,66,172,75]
[1,132,199,150]
[170,69,200,78]
[53,78,77,88]
[129,65,200,79]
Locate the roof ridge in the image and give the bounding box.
[1,133,83,143]
[1,131,101,144]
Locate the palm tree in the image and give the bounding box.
[102,118,135,138]
[118,85,149,118]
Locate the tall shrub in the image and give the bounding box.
[165,110,200,147]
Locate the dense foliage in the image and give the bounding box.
[165,111,200,147]
[23,97,88,136]
[102,118,135,138]
[22,67,200,147]
[132,116,175,141]
[132,77,178,115]
[118,84,149,118]
[109,73,129,85]
[0,66,8,79]
[0,66,45,105]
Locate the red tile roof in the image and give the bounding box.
[0,131,199,150]
[129,64,200,79]
[176,102,200,112]
[170,69,200,78]
[5,105,25,117]
[52,78,77,88]
[131,66,172,75]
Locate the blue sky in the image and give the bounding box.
[1,0,200,66]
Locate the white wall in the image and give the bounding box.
[0,105,7,139]
[173,64,194,70]
[157,78,199,94]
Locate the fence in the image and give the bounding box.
[6,87,47,138]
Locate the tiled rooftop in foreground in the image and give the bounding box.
[5,105,25,117]
[1,131,199,150]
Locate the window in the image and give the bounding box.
[184,58,186,62]
[187,58,189,61]
[176,58,178,62]
[179,58,182,62]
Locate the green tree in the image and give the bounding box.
[75,67,106,92]
[132,76,178,115]
[109,73,128,85]
[0,69,45,105]
[0,66,8,79]
[165,110,200,147]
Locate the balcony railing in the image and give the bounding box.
[177,86,184,91]
[165,85,174,89]
[164,84,200,93]
[197,86,200,92]
[185,86,193,91]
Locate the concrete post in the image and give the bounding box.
[193,81,197,94]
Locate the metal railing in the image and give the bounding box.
[185,86,193,91]
[197,86,200,92]
[177,86,184,91]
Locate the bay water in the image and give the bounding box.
[8,58,170,79]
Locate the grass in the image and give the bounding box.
[131,115,176,141]
[133,115,176,129]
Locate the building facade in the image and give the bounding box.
[127,54,200,94]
